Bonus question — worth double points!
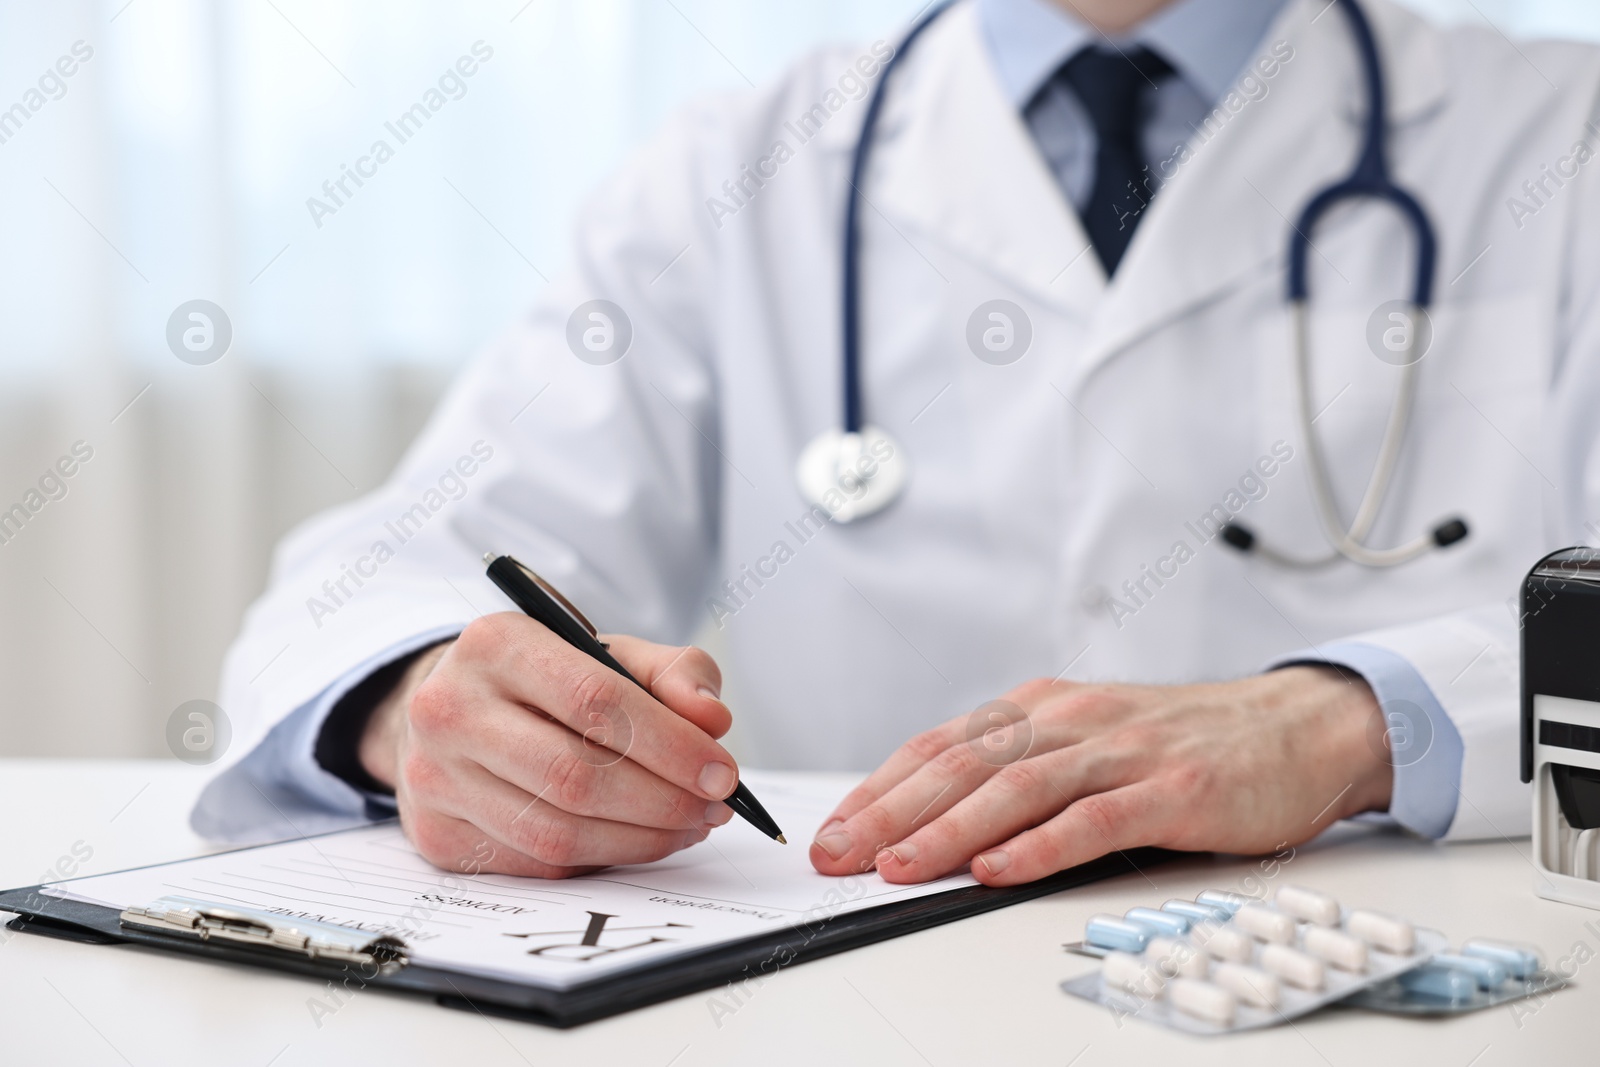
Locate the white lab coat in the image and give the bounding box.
[215,0,1600,843]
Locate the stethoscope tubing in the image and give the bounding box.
[1286,0,1437,308]
[840,1,956,434]
[1290,303,1436,567]
[1255,0,1457,568]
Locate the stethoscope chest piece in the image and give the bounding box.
[795,425,908,524]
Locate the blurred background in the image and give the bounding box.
[1,0,1597,760]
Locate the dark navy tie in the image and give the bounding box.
[1052,46,1174,276]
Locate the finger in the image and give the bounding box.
[815,717,969,833]
[809,741,998,876]
[464,706,735,831]
[604,635,732,739]
[403,809,592,878]
[443,762,709,871]
[400,805,594,878]
[817,686,1094,842]
[399,762,693,878]
[875,745,1129,883]
[444,614,742,802]
[970,782,1164,887]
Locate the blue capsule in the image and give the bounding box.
[1460,939,1540,980]
[1124,907,1191,937]
[1430,953,1507,990]
[1195,890,1251,915]
[1084,914,1151,953]
[1399,963,1478,1003]
[1162,900,1230,925]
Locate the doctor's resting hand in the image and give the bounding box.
[356,614,741,877]
[810,667,1392,886]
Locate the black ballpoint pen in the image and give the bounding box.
[483,552,787,844]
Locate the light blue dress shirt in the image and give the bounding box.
[193,0,1465,845]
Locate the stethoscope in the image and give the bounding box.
[798,0,1468,566]
[792,1,952,523]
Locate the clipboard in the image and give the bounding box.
[0,836,1170,1028]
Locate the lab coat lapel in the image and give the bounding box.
[1065,0,1451,391]
[869,1,1105,323]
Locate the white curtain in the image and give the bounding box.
[1,0,1596,758]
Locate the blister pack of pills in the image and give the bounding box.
[1343,938,1567,1016]
[1060,886,1449,1034]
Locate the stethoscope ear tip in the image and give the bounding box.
[1221,517,1466,565]
[1432,518,1470,548]
[1220,523,1256,553]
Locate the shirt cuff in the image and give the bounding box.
[190,625,462,843]
[1268,640,1464,840]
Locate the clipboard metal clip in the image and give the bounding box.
[120,895,408,972]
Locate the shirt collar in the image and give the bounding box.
[978,0,1292,108]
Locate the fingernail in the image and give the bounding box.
[705,801,734,826]
[976,850,1010,876]
[819,819,844,836]
[813,831,852,860]
[697,683,722,699]
[877,841,918,866]
[698,761,737,798]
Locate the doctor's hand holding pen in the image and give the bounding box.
[355,615,742,878]
[808,667,1394,886]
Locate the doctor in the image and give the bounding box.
[201,0,1600,886]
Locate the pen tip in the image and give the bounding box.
[776,834,788,845]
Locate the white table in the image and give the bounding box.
[0,759,1592,1066]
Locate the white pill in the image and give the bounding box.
[1274,885,1341,926]
[1168,978,1237,1026]
[1102,951,1164,997]
[1147,936,1208,979]
[1346,909,1416,954]
[1261,944,1325,990]
[1211,962,1282,1009]
[1303,926,1369,972]
[1234,903,1296,944]
[1198,925,1255,963]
